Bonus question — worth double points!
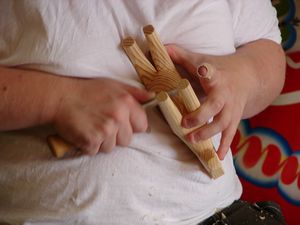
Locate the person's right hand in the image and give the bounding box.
[52,77,153,155]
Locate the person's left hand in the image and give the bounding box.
[166,44,258,160]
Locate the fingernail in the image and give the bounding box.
[217,151,225,161]
[196,63,213,80]
[197,65,208,77]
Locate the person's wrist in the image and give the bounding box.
[42,75,75,125]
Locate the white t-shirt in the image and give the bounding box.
[0,0,281,225]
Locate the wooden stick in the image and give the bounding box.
[143,25,176,72]
[48,25,224,179]
[122,26,181,93]
[47,135,78,158]
[122,37,157,87]
[177,79,224,178]
[156,91,182,135]
[156,86,223,179]
[122,25,224,179]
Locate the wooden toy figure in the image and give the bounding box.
[122,25,224,179]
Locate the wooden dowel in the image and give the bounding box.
[178,79,201,111]
[49,25,224,179]
[121,25,224,179]
[143,25,178,73]
[157,89,224,179]
[122,37,157,85]
[178,79,224,178]
[156,91,182,135]
[47,135,78,158]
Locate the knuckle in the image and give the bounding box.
[134,116,148,132]
[211,98,223,111]
[101,146,113,153]
[101,119,115,136]
[78,134,100,155]
[99,140,116,153]
[185,132,195,143]
[86,148,98,156]
[191,116,202,127]
[110,108,124,123]
[109,104,130,124]
[193,130,204,142]
[219,114,230,130]
[218,118,228,130]
[119,92,134,106]
[198,130,209,140]
[118,137,131,147]
[117,130,132,146]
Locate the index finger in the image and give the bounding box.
[182,91,224,129]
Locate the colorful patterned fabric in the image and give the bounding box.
[232,1,300,224]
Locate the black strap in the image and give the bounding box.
[198,200,286,225]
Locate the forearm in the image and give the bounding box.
[235,39,286,118]
[0,67,67,131]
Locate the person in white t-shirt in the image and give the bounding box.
[0,0,286,224]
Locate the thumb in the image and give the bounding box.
[166,45,217,88]
[165,44,197,75]
[123,84,155,103]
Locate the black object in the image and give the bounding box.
[198,200,286,225]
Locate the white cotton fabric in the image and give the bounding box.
[0,0,281,225]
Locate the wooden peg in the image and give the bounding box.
[177,79,224,178]
[122,37,157,85]
[178,79,201,112]
[122,26,181,93]
[143,25,175,72]
[156,91,182,134]
[47,135,78,158]
[157,85,223,179]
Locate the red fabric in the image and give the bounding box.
[231,51,300,225]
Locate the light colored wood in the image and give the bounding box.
[122,37,157,87]
[156,88,223,179]
[122,25,224,179]
[47,135,78,158]
[143,25,176,72]
[156,91,182,134]
[177,79,224,178]
[122,25,181,93]
[49,25,224,178]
